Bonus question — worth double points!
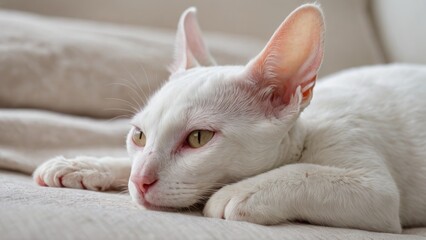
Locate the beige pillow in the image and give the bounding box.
[1,0,386,118]
[3,0,385,77]
[0,10,263,118]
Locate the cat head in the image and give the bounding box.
[127,4,324,209]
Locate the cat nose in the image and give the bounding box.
[131,175,158,194]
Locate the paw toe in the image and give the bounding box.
[35,175,47,187]
[61,172,83,189]
[32,156,112,191]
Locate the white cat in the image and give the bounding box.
[33,4,426,233]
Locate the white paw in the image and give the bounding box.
[203,180,283,225]
[33,156,113,191]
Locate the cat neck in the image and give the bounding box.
[279,119,307,166]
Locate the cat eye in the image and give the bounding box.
[132,128,146,147]
[187,130,214,148]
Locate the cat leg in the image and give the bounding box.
[204,163,402,233]
[33,156,131,191]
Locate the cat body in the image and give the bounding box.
[289,65,426,230]
[33,4,426,233]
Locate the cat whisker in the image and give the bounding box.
[163,192,198,198]
[135,63,154,101]
[115,185,130,194]
[178,202,204,213]
[114,60,150,107]
[126,70,150,105]
[104,114,133,122]
[122,73,145,106]
[123,59,156,105]
[105,97,141,113]
[139,63,153,95]
[111,80,145,106]
[108,81,147,108]
[104,107,137,115]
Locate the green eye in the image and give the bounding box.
[187,130,214,148]
[132,128,146,147]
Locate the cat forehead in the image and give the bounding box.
[147,67,245,113]
[168,65,244,89]
[133,66,246,128]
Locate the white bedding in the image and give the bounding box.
[1,10,426,240]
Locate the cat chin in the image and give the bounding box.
[128,181,200,211]
[131,195,196,212]
[132,196,175,212]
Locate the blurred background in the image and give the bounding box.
[3,0,426,67]
[0,0,425,118]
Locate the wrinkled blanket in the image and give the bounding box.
[1,10,426,240]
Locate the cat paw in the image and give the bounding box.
[203,181,281,225]
[33,156,113,191]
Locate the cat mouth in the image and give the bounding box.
[134,195,204,212]
[130,180,216,211]
[134,195,171,211]
[131,190,169,211]
[132,188,207,212]
[132,187,183,212]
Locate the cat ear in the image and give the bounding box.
[245,4,325,109]
[169,7,216,73]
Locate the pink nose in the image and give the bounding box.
[131,176,158,194]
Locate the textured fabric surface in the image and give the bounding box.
[0,109,129,174]
[2,171,426,240]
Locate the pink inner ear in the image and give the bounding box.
[246,4,325,107]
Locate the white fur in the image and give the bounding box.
[34,156,130,190]
[33,4,426,233]
[204,64,426,233]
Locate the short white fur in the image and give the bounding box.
[33,4,426,233]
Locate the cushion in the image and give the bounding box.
[3,0,385,75]
[0,10,263,118]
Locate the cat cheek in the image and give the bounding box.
[128,139,140,149]
[126,139,145,158]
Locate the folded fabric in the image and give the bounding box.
[0,10,263,118]
[0,109,128,174]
